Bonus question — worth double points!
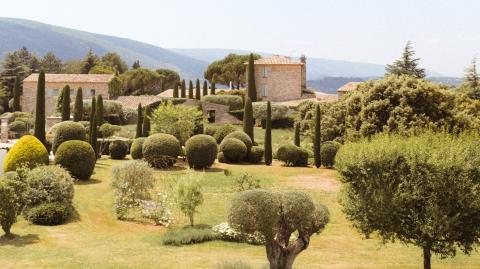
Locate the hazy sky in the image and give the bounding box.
[0,0,478,76]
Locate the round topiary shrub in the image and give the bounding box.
[3,135,49,173]
[219,138,247,163]
[185,135,218,169]
[213,124,236,143]
[55,140,96,180]
[130,137,146,160]
[8,121,27,134]
[25,202,70,225]
[52,121,86,154]
[204,125,218,136]
[142,133,181,168]
[217,152,226,163]
[224,131,253,152]
[320,141,341,168]
[109,140,128,160]
[277,144,309,167]
[247,146,264,164]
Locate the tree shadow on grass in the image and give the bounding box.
[0,233,40,247]
[75,178,102,185]
[197,167,225,173]
[65,207,81,224]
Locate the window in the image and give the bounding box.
[207,110,216,123]
[90,89,96,97]
[261,85,268,97]
[261,67,268,78]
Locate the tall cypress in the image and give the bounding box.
[89,96,96,144]
[264,101,272,165]
[12,75,21,112]
[142,106,151,137]
[96,94,104,126]
[61,85,71,121]
[247,53,257,101]
[243,97,254,143]
[181,79,186,98]
[210,79,216,95]
[203,80,208,96]
[188,80,194,99]
[195,79,201,100]
[136,103,143,138]
[173,82,179,98]
[73,88,83,122]
[91,114,98,158]
[34,70,46,146]
[294,122,301,146]
[314,104,321,168]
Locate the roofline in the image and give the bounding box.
[23,80,111,83]
[243,63,304,66]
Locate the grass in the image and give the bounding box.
[1,128,479,268]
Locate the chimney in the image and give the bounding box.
[300,55,307,91]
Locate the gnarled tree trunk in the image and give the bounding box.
[266,234,311,269]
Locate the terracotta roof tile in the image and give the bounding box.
[244,55,303,65]
[337,82,360,93]
[115,95,163,110]
[24,73,114,83]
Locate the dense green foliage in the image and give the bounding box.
[160,226,217,246]
[219,138,247,163]
[213,124,236,143]
[246,146,264,164]
[320,141,341,168]
[385,41,425,79]
[180,79,186,98]
[117,68,163,95]
[203,80,208,96]
[185,135,218,169]
[204,53,260,89]
[34,70,46,146]
[294,122,300,146]
[136,103,143,138]
[175,172,204,226]
[25,202,70,226]
[173,82,179,98]
[55,140,96,180]
[201,95,244,111]
[61,85,71,121]
[188,80,194,99]
[52,121,86,154]
[3,135,49,172]
[252,102,289,121]
[73,88,83,122]
[142,106,151,137]
[130,137,146,160]
[195,79,201,100]
[156,68,180,89]
[142,133,181,168]
[247,54,257,101]
[243,97,254,143]
[0,180,17,236]
[224,131,253,153]
[109,140,128,160]
[98,123,121,138]
[96,95,104,126]
[314,104,321,168]
[276,144,308,167]
[12,75,21,112]
[459,57,480,99]
[264,101,272,165]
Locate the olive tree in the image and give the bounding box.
[336,133,480,269]
[175,172,203,226]
[229,189,329,269]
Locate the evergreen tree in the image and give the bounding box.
[195,79,201,100]
[89,96,96,142]
[314,104,321,168]
[12,75,21,111]
[80,49,98,74]
[91,114,98,158]
[96,94,104,126]
[55,87,64,114]
[247,53,257,101]
[385,41,426,78]
[73,88,83,122]
[34,70,46,146]
[173,82,179,98]
[61,85,71,121]
[294,122,301,146]
[142,106,151,137]
[243,97,254,143]
[264,101,272,165]
[136,103,143,138]
[203,80,208,96]
[188,80,194,99]
[181,79,186,98]
[132,60,141,69]
[210,76,216,95]
[461,57,480,99]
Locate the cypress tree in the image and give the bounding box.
[12,75,21,111]
[188,80,194,99]
[181,79,186,98]
[89,96,96,144]
[61,85,71,121]
[136,103,143,138]
[210,79,216,95]
[195,79,201,100]
[203,80,208,96]
[294,122,301,146]
[173,82,179,98]
[73,87,83,122]
[34,70,46,146]
[243,97,254,143]
[96,94,104,126]
[264,101,272,165]
[314,104,321,168]
[91,114,98,158]
[247,53,257,101]
[142,106,151,137]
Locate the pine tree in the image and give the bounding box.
[203,80,208,96]
[462,57,480,99]
[142,106,151,137]
[385,41,426,78]
[195,79,201,100]
[12,75,21,111]
[136,103,143,138]
[294,122,301,146]
[264,101,272,165]
[173,82,179,98]
[247,53,257,101]
[73,88,83,121]
[34,70,46,146]
[314,104,321,168]
[61,85,71,121]
[188,80,194,99]
[181,79,186,98]
[243,97,254,143]
[80,49,97,74]
[96,94,104,126]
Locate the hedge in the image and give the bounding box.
[201,95,244,110]
[276,144,309,167]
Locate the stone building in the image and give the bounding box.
[337,82,360,97]
[245,55,307,102]
[22,74,114,116]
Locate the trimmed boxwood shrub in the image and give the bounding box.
[219,138,247,163]
[185,135,218,169]
[224,131,252,152]
[143,133,181,168]
[204,125,218,136]
[109,140,128,160]
[247,146,264,164]
[217,152,226,163]
[320,141,341,168]
[3,135,49,173]
[25,202,70,226]
[55,140,96,180]
[276,144,309,167]
[201,95,243,110]
[52,121,86,154]
[213,124,236,143]
[130,137,146,159]
[8,121,27,134]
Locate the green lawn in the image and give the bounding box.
[1,128,479,268]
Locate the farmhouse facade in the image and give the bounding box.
[245,55,307,102]
[22,74,114,116]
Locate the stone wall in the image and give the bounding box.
[202,102,242,125]
[252,65,303,102]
